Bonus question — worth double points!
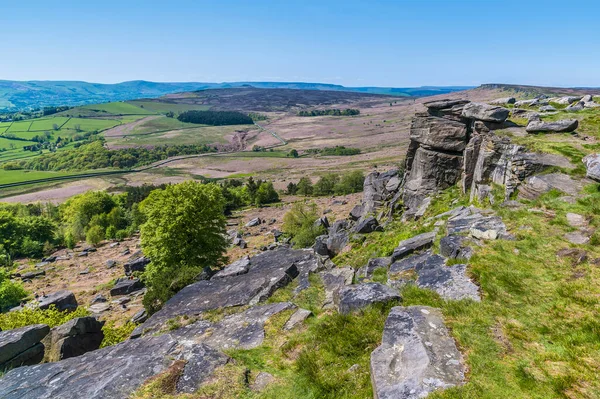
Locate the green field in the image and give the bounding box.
[128,100,210,114]
[0,169,77,185]
[62,117,121,132]
[81,102,156,115]
[7,121,32,133]
[0,136,35,149]
[28,117,71,131]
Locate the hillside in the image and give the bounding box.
[0,80,471,112]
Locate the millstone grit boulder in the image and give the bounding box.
[37,290,77,312]
[0,324,50,371]
[42,317,104,362]
[583,154,600,182]
[526,118,578,133]
[370,306,465,399]
[133,248,317,337]
[337,283,401,314]
[461,102,510,123]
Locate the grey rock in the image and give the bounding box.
[565,101,584,112]
[360,169,401,219]
[212,256,251,279]
[134,248,314,336]
[349,204,364,221]
[20,270,45,280]
[391,232,436,262]
[337,283,401,315]
[88,303,110,314]
[409,116,468,152]
[43,317,104,362]
[370,306,465,399]
[251,371,276,392]
[105,259,116,269]
[583,153,600,182]
[518,173,585,200]
[462,102,509,123]
[423,99,469,110]
[90,294,106,304]
[566,213,587,228]
[564,232,590,245]
[526,118,578,133]
[314,216,330,229]
[123,256,150,275]
[110,279,144,296]
[439,235,473,260]
[313,235,330,256]
[539,105,556,112]
[326,220,350,256]
[354,216,381,234]
[357,257,392,280]
[131,309,148,324]
[490,97,516,105]
[283,308,312,331]
[321,267,355,309]
[245,218,262,227]
[37,291,77,312]
[79,268,89,275]
[0,324,49,370]
[555,96,581,105]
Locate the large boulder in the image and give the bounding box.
[370,306,465,399]
[37,291,78,312]
[321,267,355,309]
[555,96,581,105]
[0,324,50,371]
[110,278,144,296]
[391,232,436,262]
[337,283,401,314]
[518,173,585,200]
[583,154,600,182]
[409,116,467,152]
[526,118,578,133]
[490,97,516,105]
[43,317,104,362]
[133,248,315,336]
[212,256,251,279]
[123,256,150,275]
[326,220,350,256]
[461,102,509,123]
[353,216,381,234]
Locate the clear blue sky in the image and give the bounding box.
[2,0,599,87]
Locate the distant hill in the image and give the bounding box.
[0,80,472,112]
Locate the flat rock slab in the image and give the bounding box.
[389,253,480,301]
[337,283,401,314]
[391,232,436,262]
[134,248,315,336]
[0,324,50,370]
[526,119,578,133]
[564,232,590,245]
[583,153,600,182]
[212,256,251,278]
[37,290,77,312]
[518,173,585,200]
[462,102,509,123]
[439,235,474,260]
[370,306,465,399]
[283,308,312,331]
[110,279,144,296]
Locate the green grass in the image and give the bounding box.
[6,120,32,133]
[128,100,210,114]
[61,117,121,132]
[81,102,156,115]
[28,117,70,131]
[0,169,81,185]
[130,116,198,134]
[0,137,35,150]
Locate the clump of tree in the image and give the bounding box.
[177,110,253,126]
[297,109,360,117]
[286,171,364,197]
[248,112,268,121]
[221,177,279,212]
[0,269,27,311]
[305,146,361,156]
[282,202,326,248]
[4,141,216,171]
[139,182,228,313]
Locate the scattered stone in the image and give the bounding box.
[337,283,401,315]
[391,232,436,262]
[555,96,581,105]
[20,270,45,280]
[283,308,312,331]
[354,216,381,234]
[245,218,262,227]
[0,324,49,370]
[526,118,578,133]
[88,303,111,314]
[105,259,116,269]
[357,257,392,280]
[313,235,330,256]
[326,220,350,256]
[38,291,78,312]
[251,371,277,392]
[212,256,251,279]
[565,101,584,112]
[35,261,49,268]
[557,248,587,265]
[314,216,330,229]
[566,213,587,228]
[564,232,590,245]
[321,267,355,309]
[120,248,130,256]
[43,317,104,362]
[490,97,516,105]
[79,268,90,275]
[124,256,150,275]
[539,105,556,112]
[90,294,106,304]
[109,242,120,248]
[110,279,144,296]
[439,236,473,260]
[518,173,585,200]
[131,309,148,324]
[583,153,600,182]
[370,306,465,399]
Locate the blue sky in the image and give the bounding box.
[2,0,599,87]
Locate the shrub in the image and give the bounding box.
[296,177,313,196]
[0,271,27,311]
[100,321,137,348]
[0,305,89,330]
[282,202,325,248]
[86,225,105,246]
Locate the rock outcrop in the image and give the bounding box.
[370,306,465,399]
[526,117,578,133]
[0,324,49,371]
[583,154,600,181]
[37,291,78,312]
[42,317,104,362]
[337,283,401,314]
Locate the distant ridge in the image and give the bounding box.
[0,80,472,112]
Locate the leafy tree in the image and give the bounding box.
[282,202,325,248]
[139,182,228,313]
[286,182,298,195]
[254,182,279,207]
[296,177,313,196]
[177,110,253,125]
[313,174,339,196]
[86,225,105,246]
[61,191,115,241]
[334,170,365,195]
[0,269,27,311]
[288,149,299,158]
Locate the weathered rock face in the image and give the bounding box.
[370,306,465,399]
[133,248,316,336]
[518,173,585,200]
[391,232,436,262]
[326,219,351,257]
[321,267,355,309]
[37,291,78,312]
[43,317,104,362]
[337,283,401,315]
[357,169,402,220]
[0,324,49,371]
[526,118,578,133]
[462,102,510,123]
[123,256,150,275]
[110,278,144,296]
[583,154,600,181]
[354,216,382,234]
[490,97,516,105]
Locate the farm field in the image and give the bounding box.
[7,120,32,133]
[0,169,79,185]
[28,117,70,131]
[80,101,156,115]
[61,117,122,132]
[130,116,199,134]
[128,100,210,114]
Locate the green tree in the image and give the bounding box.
[61,191,115,241]
[139,182,228,313]
[86,225,105,246]
[0,269,27,311]
[254,182,280,207]
[296,177,313,196]
[288,149,299,158]
[313,173,339,196]
[334,170,365,195]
